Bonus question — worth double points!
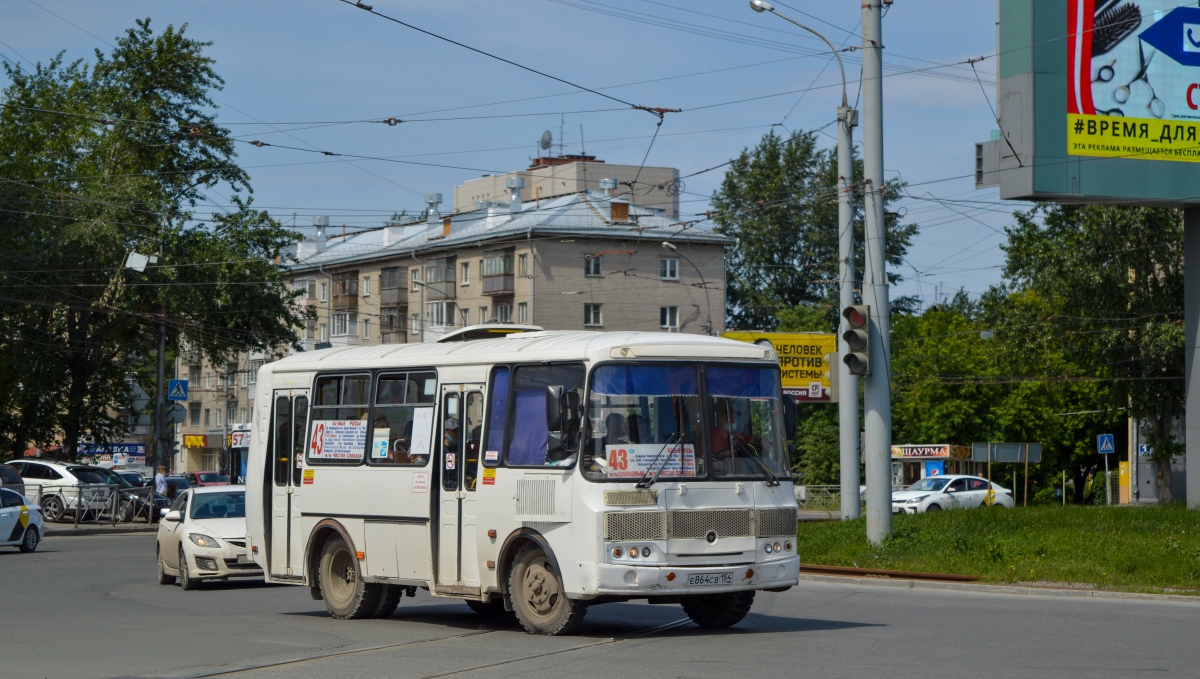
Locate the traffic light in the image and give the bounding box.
[841,305,870,376]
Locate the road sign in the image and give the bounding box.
[1097,433,1116,455]
[1138,444,1153,457]
[167,379,188,401]
[168,403,186,424]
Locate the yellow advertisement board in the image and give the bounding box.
[720,331,836,402]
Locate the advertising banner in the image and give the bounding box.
[720,331,836,402]
[307,419,367,460]
[891,444,970,459]
[1068,1,1200,161]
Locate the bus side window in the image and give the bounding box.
[291,395,308,486]
[482,367,509,467]
[507,364,584,467]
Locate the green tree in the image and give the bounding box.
[0,20,306,458]
[711,129,918,331]
[1002,204,1182,503]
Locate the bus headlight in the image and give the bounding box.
[641,547,651,558]
[764,543,773,554]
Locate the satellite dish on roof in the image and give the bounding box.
[539,130,553,150]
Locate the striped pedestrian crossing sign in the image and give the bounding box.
[1097,434,1115,455]
[167,379,188,401]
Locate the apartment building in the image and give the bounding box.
[174,174,730,475]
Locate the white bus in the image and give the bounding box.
[245,330,800,635]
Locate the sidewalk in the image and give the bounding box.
[44,521,157,538]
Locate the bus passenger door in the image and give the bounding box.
[268,390,309,578]
[436,386,483,589]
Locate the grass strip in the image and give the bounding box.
[796,505,1200,595]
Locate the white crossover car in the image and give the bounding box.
[155,485,261,590]
[0,487,43,552]
[891,475,1015,514]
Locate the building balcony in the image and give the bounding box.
[331,293,358,310]
[482,274,515,296]
[381,287,407,305]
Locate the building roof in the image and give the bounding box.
[288,190,730,272]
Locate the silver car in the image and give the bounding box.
[155,485,262,590]
[891,475,1015,514]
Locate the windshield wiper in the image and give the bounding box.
[732,439,780,487]
[635,432,683,489]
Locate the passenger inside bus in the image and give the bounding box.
[602,413,628,447]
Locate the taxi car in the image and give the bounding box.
[1,487,44,552]
[891,475,1015,514]
[155,485,261,590]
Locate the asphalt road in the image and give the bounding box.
[5,534,1199,679]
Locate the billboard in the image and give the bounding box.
[978,0,1200,204]
[1068,1,1200,162]
[720,331,836,402]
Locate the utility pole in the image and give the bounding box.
[837,105,860,520]
[861,0,893,543]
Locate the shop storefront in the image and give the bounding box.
[182,434,220,472]
[891,444,975,487]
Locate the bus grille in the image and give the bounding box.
[670,510,752,539]
[604,511,667,541]
[755,507,798,537]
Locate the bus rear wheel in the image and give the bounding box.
[680,591,755,628]
[508,544,586,635]
[319,536,380,619]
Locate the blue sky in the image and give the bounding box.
[0,0,1019,308]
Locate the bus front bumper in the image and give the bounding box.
[575,555,799,598]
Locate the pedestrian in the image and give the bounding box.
[154,466,167,495]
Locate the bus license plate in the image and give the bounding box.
[687,572,733,586]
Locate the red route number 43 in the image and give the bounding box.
[310,423,325,457]
[607,448,629,471]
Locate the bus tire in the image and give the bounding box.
[680,591,755,628]
[371,584,402,618]
[508,543,586,635]
[318,535,380,619]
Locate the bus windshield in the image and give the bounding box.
[582,364,702,481]
[706,366,790,481]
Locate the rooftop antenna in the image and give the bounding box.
[559,115,565,156]
[579,124,586,155]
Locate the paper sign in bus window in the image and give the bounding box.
[409,407,434,456]
[604,444,696,478]
[371,428,390,459]
[308,419,367,460]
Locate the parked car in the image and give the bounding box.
[0,487,43,552]
[185,471,231,487]
[163,476,191,500]
[86,467,169,523]
[156,485,261,590]
[5,460,113,522]
[891,475,1015,514]
[116,471,149,488]
[0,464,25,497]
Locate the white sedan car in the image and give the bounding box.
[891,475,1015,514]
[0,487,44,552]
[155,485,261,590]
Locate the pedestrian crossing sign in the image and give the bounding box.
[1097,433,1115,455]
[167,379,188,401]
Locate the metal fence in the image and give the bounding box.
[2,482,162,526]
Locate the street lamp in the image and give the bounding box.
[748,0,861,520]
[661,242,714,336]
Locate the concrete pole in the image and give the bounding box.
[861,0,893,543]
[837,106,860,520]
[1184,209,1200,507]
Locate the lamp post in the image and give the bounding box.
[749,0,860,519]
[662,241,714,336]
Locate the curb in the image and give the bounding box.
[45,525,157,538]
[799,573,1200,604]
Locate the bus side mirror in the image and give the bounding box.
[546,385,564,431]
[782,395,797,439]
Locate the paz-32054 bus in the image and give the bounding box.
[245,330,800,635]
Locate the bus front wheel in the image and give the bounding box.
[680,591,755,628]
[508,544,586,635]
[319,536,380,619]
